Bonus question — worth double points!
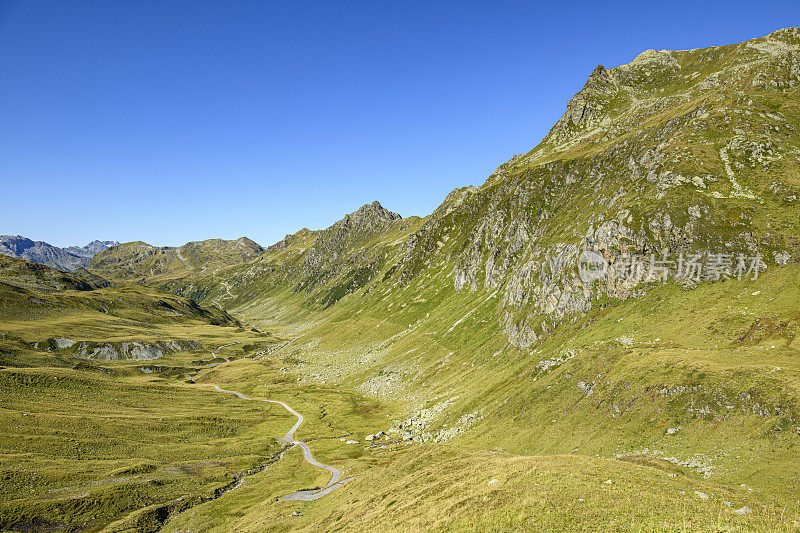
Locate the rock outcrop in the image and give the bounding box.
[49,338,200,361]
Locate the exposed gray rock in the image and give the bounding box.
[537,349,579,372]
[66,339,199,361]
[53,338,77,349]
[64,240,120,259]
[91,343,120,360]
[774,251,791,264]
[121,342,164,360]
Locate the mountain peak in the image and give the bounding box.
[349,201,401,223]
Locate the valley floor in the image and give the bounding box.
[3,267,800,531]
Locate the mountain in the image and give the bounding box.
[164,201,421,308]
[0,235,119,272]
[88,237,265,282]
[64,240,120,259]
[184,28,800,340]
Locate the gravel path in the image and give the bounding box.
[210,384,355,500]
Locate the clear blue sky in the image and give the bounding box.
[1,1,797,247]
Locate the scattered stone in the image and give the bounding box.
[774,251,791,265]
[666,426,682,435]
[734,506,753,515]
[616,335,634,346]
[537,349,579,372]
[578,381,595,396]
[488,478,499,486]
[694,491,709,500]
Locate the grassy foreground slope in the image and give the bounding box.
[166,446,794,532]
[0,257,397,532]
[0,348,397,532]
[0,257,283,531]
[151,263,800,532]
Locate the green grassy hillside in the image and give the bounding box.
[164,446,795,532]
[0,254,111,292]
[89,237,264,283]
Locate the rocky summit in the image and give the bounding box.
[2,28,800,532]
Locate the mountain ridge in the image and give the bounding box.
[0,235,119,272]
[88,236,265,282]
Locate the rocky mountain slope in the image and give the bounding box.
[0,236,119,272]
[163,201,421,308]
[170,29,799,344]
[393,27,800,348]
[64,240,120,259]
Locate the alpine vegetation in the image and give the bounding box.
[2,23,800,533]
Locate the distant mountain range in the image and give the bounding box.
[0,236,119,272]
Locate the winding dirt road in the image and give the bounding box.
[210,384,355,501]
[210,342,239,359]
